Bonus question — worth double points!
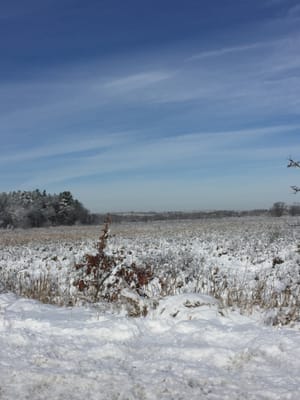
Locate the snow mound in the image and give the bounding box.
[151,293,224,320]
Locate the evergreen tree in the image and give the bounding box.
[0,190,91,228]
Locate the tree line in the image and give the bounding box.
[0,190,91,228]
[1,189,299,229]
[270,202,300,217]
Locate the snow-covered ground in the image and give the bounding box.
[0,291,300,399]
[1,217,300,399]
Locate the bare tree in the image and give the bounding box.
[270,202,286,217]
[289,203,300,216]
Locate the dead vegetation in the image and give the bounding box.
[1,216,300,323]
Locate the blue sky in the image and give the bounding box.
[1,0,300,212]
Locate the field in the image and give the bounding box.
[1,216,300,399]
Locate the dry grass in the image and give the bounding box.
[1,216,300,323]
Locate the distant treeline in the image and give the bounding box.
[1,190,299,229]
[94,204,300,224]
[269,201,300,217]
[94,209,270,224]
[0,190,91,228]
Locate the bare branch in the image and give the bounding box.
[287,159,300,168]
[291,185,300,194]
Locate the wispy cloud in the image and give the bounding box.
[187,42,268,61]
[19,124,300,188]
[103,71,173,91]
[0,131,132,164]
[287,4,300,18]
[1,26,299,145]
[0,68,175,141]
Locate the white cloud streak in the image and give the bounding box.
[0,132,133,164]
[1,27,299,142]
[19,124,300,188]
[187,42,268,61]
[103,71,173,91]
[287,4,300,18]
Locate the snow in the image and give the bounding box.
[0,292,300,400]
[1,217,300,398]
[1,217,300,314]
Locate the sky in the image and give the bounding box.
[1,0,300,212]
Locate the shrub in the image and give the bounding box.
[73,216,155,314]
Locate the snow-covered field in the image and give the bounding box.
[0,217,300,399]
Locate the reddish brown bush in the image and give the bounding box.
[73,216,154,305]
